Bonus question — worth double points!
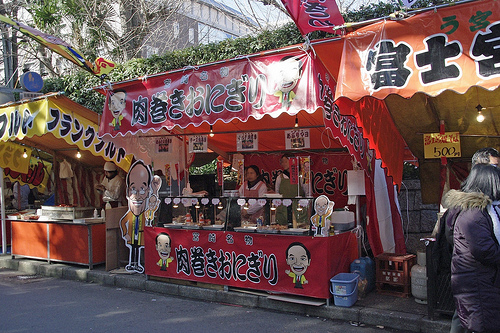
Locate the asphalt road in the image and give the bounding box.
[0,269,412,333]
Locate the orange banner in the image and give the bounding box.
[335,0,500,100]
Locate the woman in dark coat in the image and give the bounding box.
[442,163,500,333]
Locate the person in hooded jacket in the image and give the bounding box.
[442,163,500,333]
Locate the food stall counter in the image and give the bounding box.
[9,212,106,269]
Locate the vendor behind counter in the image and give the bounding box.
[157,173,216,226]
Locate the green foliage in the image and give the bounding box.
[190,160,217,175]
[344,1,399,22]
[41,1,459,114]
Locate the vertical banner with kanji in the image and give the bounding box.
[280,0,344,35]
[217,159,224,186]
[289,157,299,185]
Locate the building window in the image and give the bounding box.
[189,28,195,44]
[173,21,179,39]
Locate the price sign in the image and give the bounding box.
[423,132,461,159]
[237,132,258,151]
[285,129,310,149]
[156,137,172,153]
[189,135,208,153]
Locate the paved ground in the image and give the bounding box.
[0,255,452,333]
[0,269,417,333]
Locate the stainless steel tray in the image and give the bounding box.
[233,226,257,233]
[279,228,309,235]
[255,228,279,234]
[163,223,185,229]
[202,225,225,230]
[182,224,201,229]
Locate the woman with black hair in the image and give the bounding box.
[238,165,267,223]
[442,163,500,333]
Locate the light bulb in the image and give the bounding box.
[294,115,299,128]
[22,149,28,158]
[76,150,81,158]
[209,125,214,137]
[297,204,303,211]
[477,111,485,122]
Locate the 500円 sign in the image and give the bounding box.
[423,132,461,159]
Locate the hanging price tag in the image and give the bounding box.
[423,132,461,159]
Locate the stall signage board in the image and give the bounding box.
[4,157,52,192]
[285,129,310,149]
[145,227,358,299]
[423,131,461,159]
[335,0,500,101]
[189,135,208,153]
[99,50,322,136]
[0,98,132,171]
[156,137,172,153]
[236,132,258,151]
[0,141,31,174]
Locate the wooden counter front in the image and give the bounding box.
[11,219,105,269]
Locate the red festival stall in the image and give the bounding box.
[96,39,409,300]
[313,0,500,204]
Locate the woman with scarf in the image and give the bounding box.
[239,165,268,223]
[442,163,500,333]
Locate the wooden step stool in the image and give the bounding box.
[375,253,416,298]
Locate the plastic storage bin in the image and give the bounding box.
[330,272,359,307]
[350,257,376,293]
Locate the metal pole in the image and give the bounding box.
[1,167,6,254]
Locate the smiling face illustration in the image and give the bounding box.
[277,56,303,94]
[126,162,151,216]
[286,243,311,276]
[109,91,126,119]
[156,233,171,260]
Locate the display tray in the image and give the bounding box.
[162,223,185,229]
[280,228,309,235]
[255,227,279,234]
[233,226,257,232]
[202,224,225,230]
[182,224,202,229]
[263,193,283,198]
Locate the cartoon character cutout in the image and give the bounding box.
[120,160,162,274]
[274,55,303,109]
[310,195,334,237]
[108,90,126,131]
[155,232,173,271]
[285,242,311,289]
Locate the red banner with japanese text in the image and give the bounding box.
[335,0,500,100]
[245,152,353,208]
[280,0,344,35]
[145,227,357,299]
[99,50,321,137]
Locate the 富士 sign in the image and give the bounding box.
[423,131,461,159]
